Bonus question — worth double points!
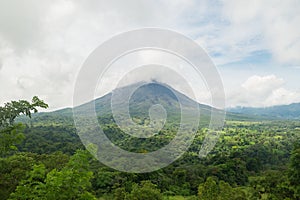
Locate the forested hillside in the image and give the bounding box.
[3,116,300,199]
[1,93,300,199]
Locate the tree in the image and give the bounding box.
[43,150,96,200]
[126,181,163,200]
[0,96,48,127]
[0,152,39,199]
[218,181,233,200]
[0,124,25,157]
[198,177,246,200]
[0,96,48,156]
[198,177,218,200]
[8,164,46,200]
[9,150,96,200]
[289,142,300,199]
[113,187,127,200]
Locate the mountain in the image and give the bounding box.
[73,82,214,121]
[16,81,286,156]
[38,82,207,117]
[228,103,300,120]
[22,81,255,125]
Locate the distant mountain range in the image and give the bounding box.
[228,103,300,120]
[24,82,300,123]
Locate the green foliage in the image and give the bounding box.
[0,96,48,156]
[249,170,295,199]
[112,180,164,200]
[113,187,127,200]
[0,123,25,157]
[20,124,83,155]
[9,164,47,200]
[43,150,95,200]
[198,177,246,200]
[289,142,300,199]
[0,96,48,127]
[126,181,163,200]
[2,95,300,199]
[0,151,70,200]
[9,150,96,200]
[0,153,38,199]
[218,181,234,200]
[198,177,218,200]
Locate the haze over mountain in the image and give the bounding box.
[228,103,300,120]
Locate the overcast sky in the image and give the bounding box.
[0,0,299,110]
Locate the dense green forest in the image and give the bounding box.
[1,96,300,200]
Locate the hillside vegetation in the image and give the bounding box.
[1,85,300,199]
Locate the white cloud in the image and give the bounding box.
[227,75,300,107]
[0,0,206,109]
[242,75,284,96]
[0,0,52,51]
[0,0,299,109]
[194,0,300,66]
[221,0,300,65]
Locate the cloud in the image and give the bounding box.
[221,0,300,65]
[94,49,212,105]
[242,75,284,96]
[227,75,300,107]
[0,0,206,109]
[194,0,300,66]
[0,0,53,51]
[0,0,299,109]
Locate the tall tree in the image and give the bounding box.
[0,96,48,156]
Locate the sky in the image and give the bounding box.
[0,0,299,110]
